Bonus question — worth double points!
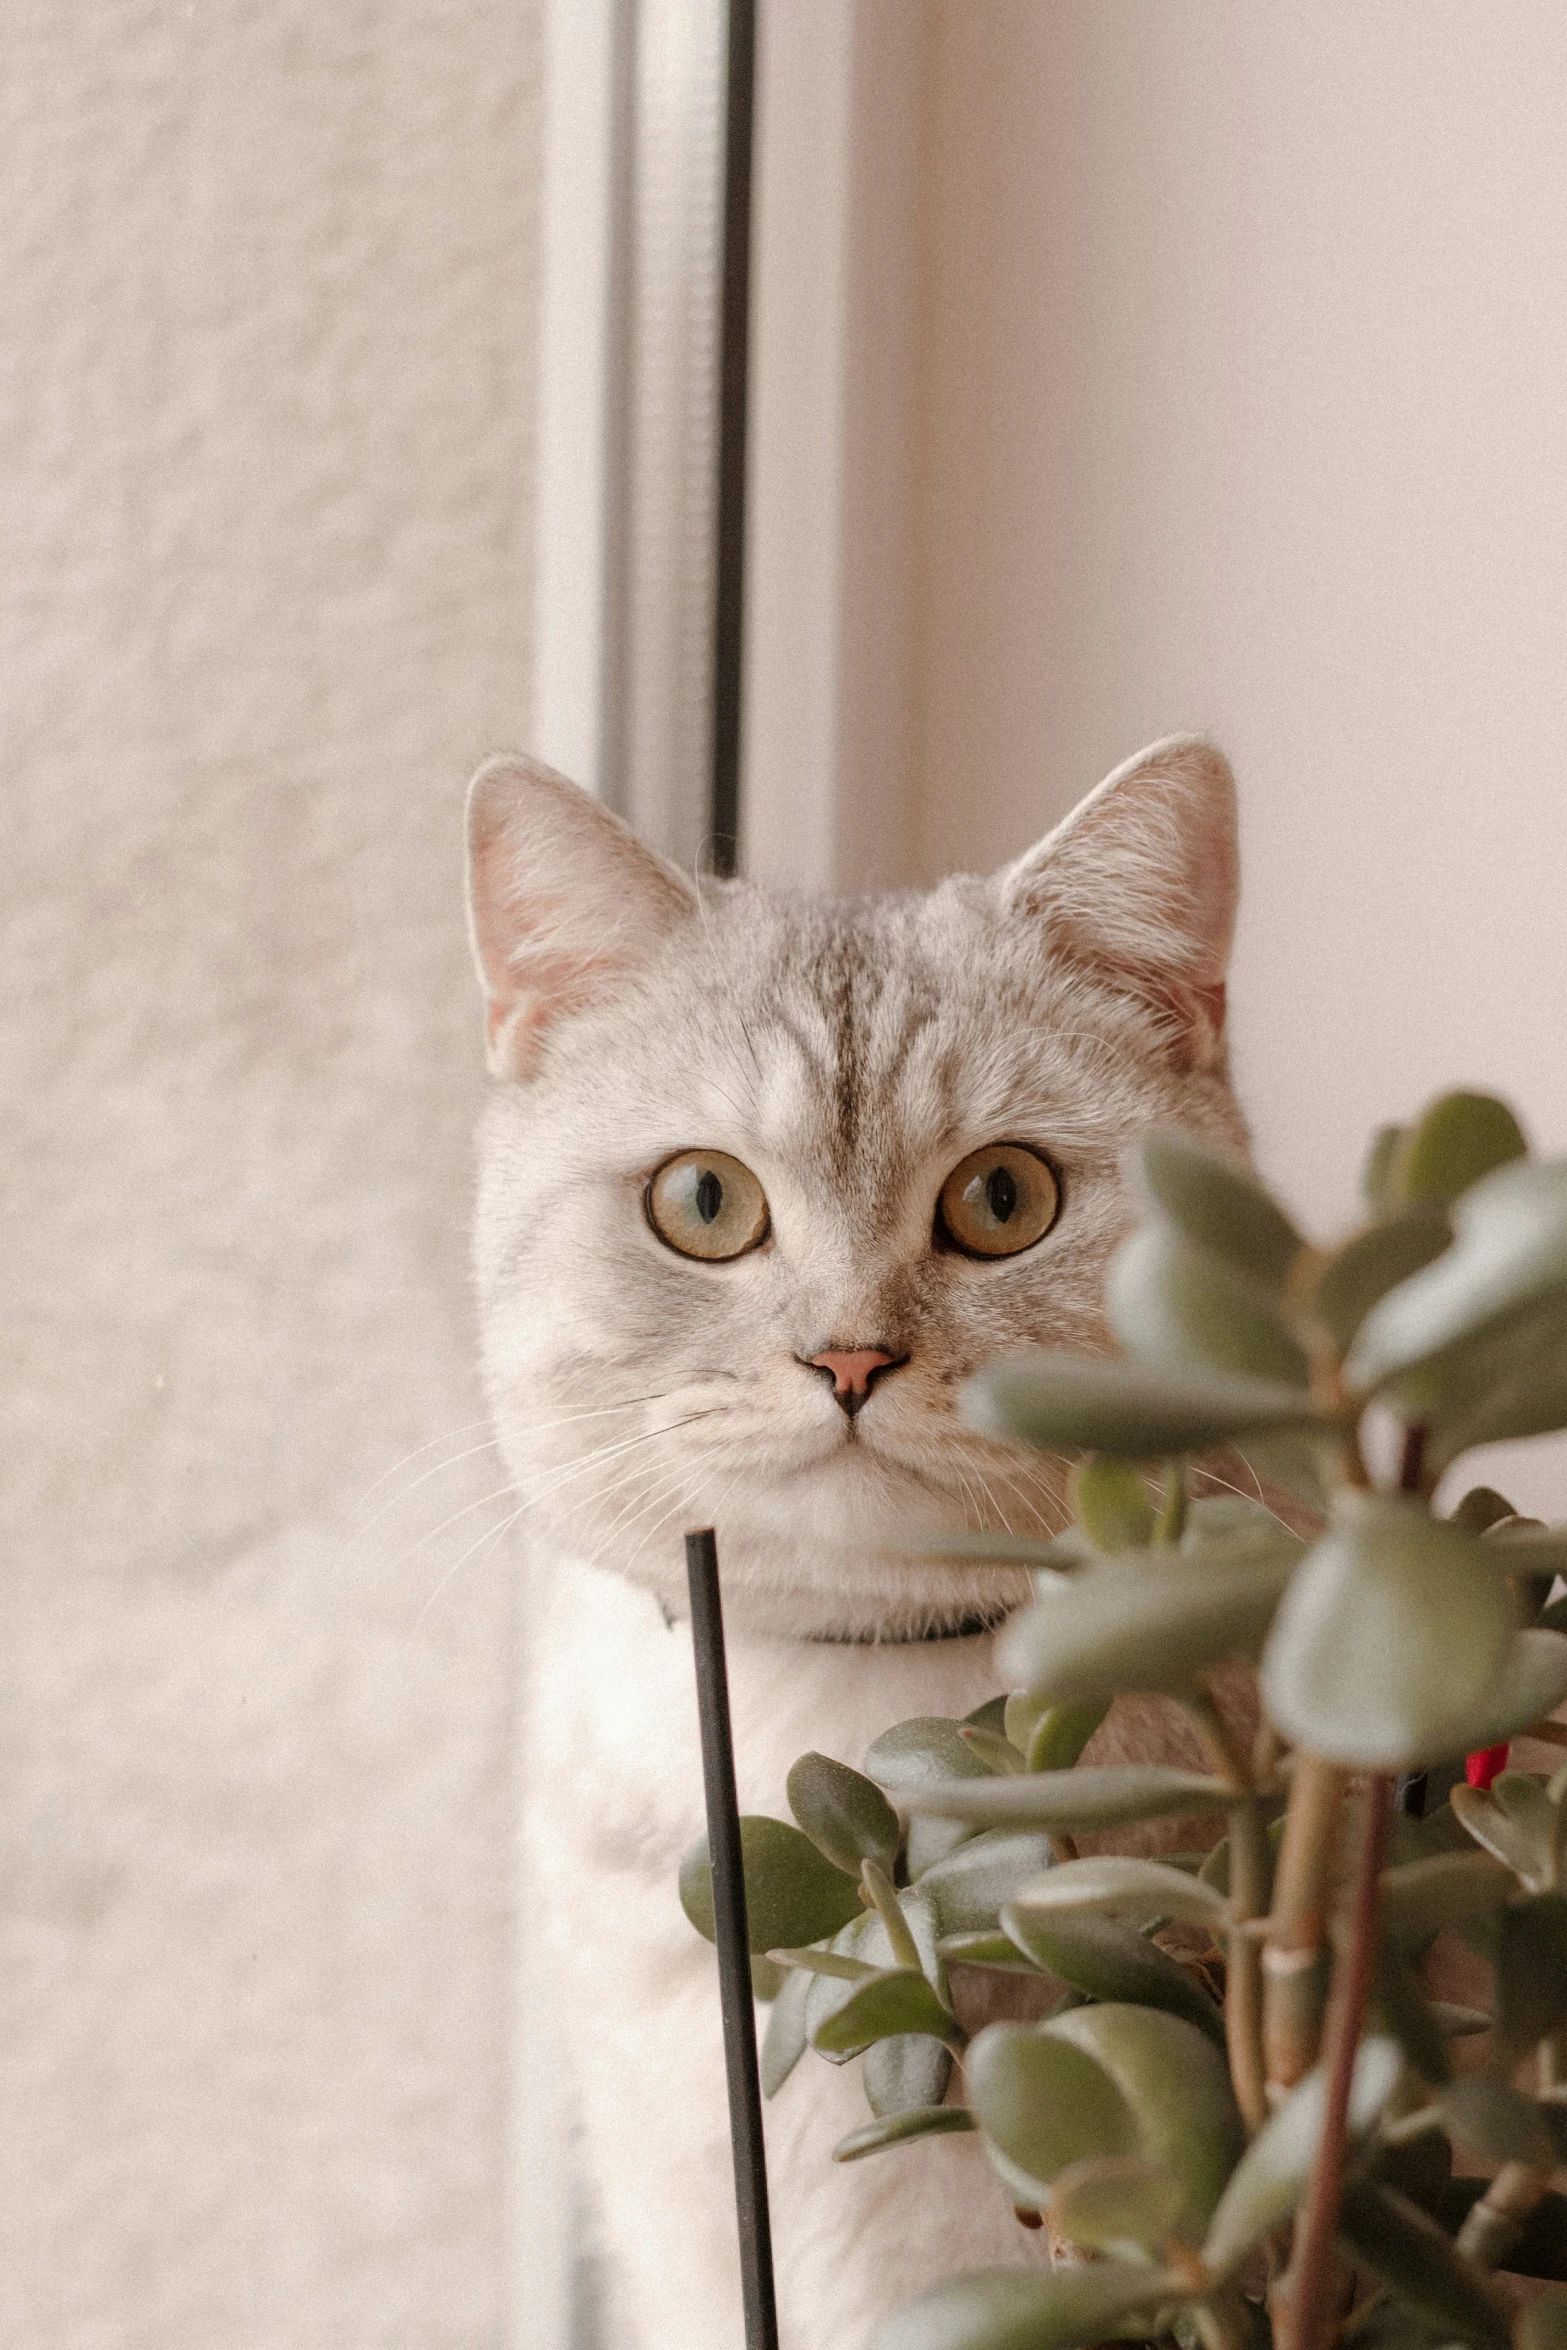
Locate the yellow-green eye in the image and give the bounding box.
[647,1150,770,1261]
[937,1143,1061,1259]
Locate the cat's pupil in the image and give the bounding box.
[985,1165,1018,1223]
[694,1169,723,1224]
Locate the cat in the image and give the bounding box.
[466,736,1250,2349]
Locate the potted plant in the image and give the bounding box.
[682,1089,1567,2350]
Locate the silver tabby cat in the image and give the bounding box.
[467,737,1249,2349]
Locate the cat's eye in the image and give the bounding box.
[937,1143,1061,1259]
[646,1150,770,1261]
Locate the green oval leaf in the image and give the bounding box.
[874,2264,1181,2350]
[1003,1694,1110,1775]
[834,2105,974,2164]
[962,1350,1332,1460]
[1434,1629,1567,1759]
[1452,1484,1521,1534]
[864,2031,953,2118]
[1180,1492,1304,1560]
[1440,2076,1558,2168]
[999,1908,1224,2044]
[1108,1223,1311,1388]
[1000,1548,1299,1703]
[811,1967,955,2055]
[759,1961,811,2097]
[1396,1286,1567,1462]
[1450,1781,1550,1889]
[1495,1768,1560,1846]
[1483,1518,1567,1575]
[914,1827,1059,1937]
[1346,1156,1567,1391]
[678,1815,864,1953]
[966,2022,1137,2200]
[1048,2153,1186,2257]
[1391,1090,1529,1205]
[1338,2181,1511,2350]
[1259,1493,1516,1769]
[1008,1853,1229,1930]
[1045,2003,1244,2237]
[1496,1892,1567,2058]
[787,1751,902,1878]
[904,1815,981,1879]
[864,1717,997,1792]
[1312,1206,1452,1351]
[936,1930,1042,1970]
[803,1890,944,2051]
[1071,1455,1156,1551]
[1363,1124,1407,1210]
[1202,2036,1402,2278]
[1369,1947,1453,2084]
[958,1726,1026,1775]
[1379,1851,1515,1949]
[1133,1131,1305,1289]
[901,1765,1234,1834]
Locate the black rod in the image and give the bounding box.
[709,0,756,878]
[685,1527,779,2350]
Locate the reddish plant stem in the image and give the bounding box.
[1278,1774,1393,2350]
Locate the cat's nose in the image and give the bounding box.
[803,1347,904,1418]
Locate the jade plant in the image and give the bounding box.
[679,1090,1567,2350]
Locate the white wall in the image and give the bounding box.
[1,6,538,2342]
[741,0,921,893]
[910,0,1567,1509]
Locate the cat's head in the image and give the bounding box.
[467,739,1248,1639]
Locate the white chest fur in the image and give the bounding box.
[519,1543,1052,2350]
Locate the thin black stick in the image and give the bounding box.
[685,1527,780,2350]
[708,0,756,879]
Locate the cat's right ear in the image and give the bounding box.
[465,756,697,1080]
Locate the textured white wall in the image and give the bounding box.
[1,5,538,2343]
[910,0,1567,1511]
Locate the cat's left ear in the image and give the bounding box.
[998,735,1238,1070]
[466,754,697,1079]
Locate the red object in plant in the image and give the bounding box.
[1466,1744,1510,1790]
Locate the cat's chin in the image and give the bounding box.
[543,1443,1040,1644]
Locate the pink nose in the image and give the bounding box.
[807,1348,900,1416]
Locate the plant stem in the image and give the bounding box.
[1190,2286,1252,2350]
[1181,1683,1270,2131]
[1182,1684,1253,1792]
[1277,1773,1393,2350]
[1264,1754,1345,2093]
[861,1860,922,1972]
[1226,1795,1271,2132]
[1456,2160,1552,2270]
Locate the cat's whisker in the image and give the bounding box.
[949,1465,988,1532]
[410,1498,532,1632]
[515,1410,727,1511]
[339,1434,509,1563]
[374,1480,528,1582]
[983,1457,1068,1536]
[351,1415,500,1512]
[1192,1459,1294,1530]
[584,1463,699,1573]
